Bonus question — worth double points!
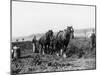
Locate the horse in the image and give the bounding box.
[53,26,74,57]
[39,30,53,55]
[32,36,36,53]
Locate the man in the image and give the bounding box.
[90,30,96,49]
[32,36,36,53]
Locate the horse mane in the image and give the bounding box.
[32,36,36,43]
[56,30,63,38]
[45,30,53,36]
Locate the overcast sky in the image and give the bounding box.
[12,1,95,38]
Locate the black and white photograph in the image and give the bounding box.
[11,0,96,74]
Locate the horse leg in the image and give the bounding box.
[60,49,63,56]
[39,44,42,54]
[49,44,52,55]
[56,50,59,56]
[41,44,44,55]
[46,44,50,54]
[44,45,46,54]
[32,43,35,53]
[62,46,67,58]
[48,45,51,54]
[55,46,59,56]
[53,44,55,55]
[51,44,54,55]
[46,45,49,54]
[48,44,51,54]
[56,44,60,56]
[42,45,45,55]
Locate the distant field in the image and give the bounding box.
[12,28,95,42]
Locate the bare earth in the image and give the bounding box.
[11,38,96,74]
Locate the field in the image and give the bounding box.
[11,37,96,74]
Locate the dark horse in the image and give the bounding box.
[53,26,74,57]
[39,30,53,54]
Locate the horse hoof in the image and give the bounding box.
[63,54,66,58]
[56,53,59,56]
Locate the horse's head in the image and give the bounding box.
[45,30,54,43]
[49,30,53,36]
[65,26,74,33]
[64,26,74,39]
[46,30,53,38]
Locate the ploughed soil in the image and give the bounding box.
[11,38,96,74]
